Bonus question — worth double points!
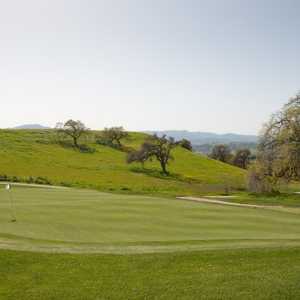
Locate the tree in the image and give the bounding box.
[258,92,300,182]
[232,149,251,169]
[100,127,128,148]
[126,148,148,168]
[179,139,193,151]
[56,120,89,148]
[247,162,276,194]
[209,144,232,163]
[127,135,178,174]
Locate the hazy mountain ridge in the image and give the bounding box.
[145,130,258,145]
[13,124,50,129]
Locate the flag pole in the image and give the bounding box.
[6,184,16,222]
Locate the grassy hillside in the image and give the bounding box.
[0,129,245,196]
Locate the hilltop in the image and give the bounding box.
[0,129,245,196]
[13,124,50,130]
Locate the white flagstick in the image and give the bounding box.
[6,184,16,222]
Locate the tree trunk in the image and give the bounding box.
[160,161,168,175]
[73,137,79,148]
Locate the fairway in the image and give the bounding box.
[1,185,300,253]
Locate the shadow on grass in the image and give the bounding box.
[129,166,199,183]
[55,141,96,153]
[129,167,246,195]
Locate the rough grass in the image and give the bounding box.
[0,129,245,196]
[1,247,300,300]
[220,192,300,208]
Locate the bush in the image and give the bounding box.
[78,144,95,153]
[97,127,128,150]
[247,165,277,194]
[180,139,193,151]
[0,175,52,185]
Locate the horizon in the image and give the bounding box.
[1,0,300,134]
[10,123,259,136]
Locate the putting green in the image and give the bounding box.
[1,185,300,253]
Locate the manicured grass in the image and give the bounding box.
[1,247,300,300]
[0,129,245,196]
[1,186,300,253]
[1,186,300,299]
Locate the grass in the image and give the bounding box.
[1,186,300,299]
[216,192,300,208]
[0,129,245,196]
[1,248,300,299]
[1,186,300,253]
[1,130,300,299]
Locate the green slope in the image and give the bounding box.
[0,130,245,196]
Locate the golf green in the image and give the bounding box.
[1,185,300,253]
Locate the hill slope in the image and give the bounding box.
[0,130,245,196]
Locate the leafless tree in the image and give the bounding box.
[100,127,128,148]
[258,92,300,181]
[127,135,178,174]
[209,144,232,163]
[56,120,89,148]
[179,139,193,151]
[232,149,251,169]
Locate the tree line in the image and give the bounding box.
[209,144,253,169]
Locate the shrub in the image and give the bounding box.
[247,164,277,194]
[179,139,193,151]
[78,144,95,153]
[97,127,128,150]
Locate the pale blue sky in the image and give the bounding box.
[1,0,299,134]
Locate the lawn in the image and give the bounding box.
[1,186,300,253]
[1,186,300,299]
[1,248,300,300]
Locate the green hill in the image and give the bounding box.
[0,129,245,196]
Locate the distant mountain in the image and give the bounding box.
[144,130,258,145]
[193,142,258,155]
[13,124,50,130]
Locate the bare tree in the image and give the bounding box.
[232,149,251,169]
[127,149,148,168]
[100,127,128,148]
[127,135,178,174]
[179,139,193,151]
[247,163,276,194]
[56,120,89,148]
[258,92,300,182]
[209,144,232,163]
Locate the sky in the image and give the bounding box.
[1,0,299,134]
